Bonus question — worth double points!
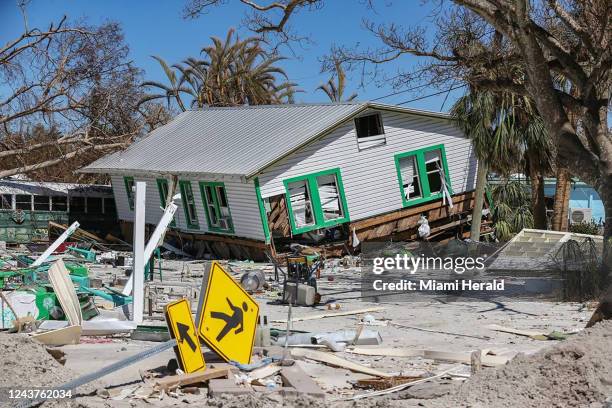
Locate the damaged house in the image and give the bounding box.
[81,102,480,259]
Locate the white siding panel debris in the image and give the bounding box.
[257,110,477,222]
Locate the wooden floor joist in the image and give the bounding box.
[348,190,484,243]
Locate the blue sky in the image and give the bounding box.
[1,0,464,111]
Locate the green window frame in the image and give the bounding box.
[254,177,271,244]
[123,176,135,210]
[283,168,350,235]
[156,178,175,226]
[394,144,453,207]
[199,181,234,233]
[178,180,199,229]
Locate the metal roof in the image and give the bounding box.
[81,102,452,178]
[0,178,112,196]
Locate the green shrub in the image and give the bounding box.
[568,220,601,235]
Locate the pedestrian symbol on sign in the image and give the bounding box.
[211,298,248,341]
[197,261,259,364]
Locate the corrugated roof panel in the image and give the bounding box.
[83,103,365,177]
[82,102,452,177]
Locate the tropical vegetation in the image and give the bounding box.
[140,29,298,110]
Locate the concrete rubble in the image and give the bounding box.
[0,231,610,408]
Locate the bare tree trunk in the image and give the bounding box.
[552,168,571,231]
[586,183,612,326]
[470,161,488,241]
[530,172,547,229]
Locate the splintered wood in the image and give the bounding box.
[356,376,423,390]
[153,368,230,392]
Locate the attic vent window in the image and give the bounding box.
[354,113,385,150]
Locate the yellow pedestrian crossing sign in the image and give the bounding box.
[197,261,259,364]
[165,298,206,373]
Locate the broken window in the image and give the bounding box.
[287,180,315,228]
[316,174,344,221]
[34,196,51,211]
[284,168,349,234]
[15,194,32,210]
[124,176,135,210]
[157,179,169,205]
[200,182,233,232]
[1,194,12,210]
[87,197,103,214]
[398,154,423,201]
[179,180,199,229]
[425,149,445,194]
[52,196,67,212]
[395,145,451,206]
[354,113,385,150]
[70,196,85,213]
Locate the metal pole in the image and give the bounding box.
[132,182,146,324]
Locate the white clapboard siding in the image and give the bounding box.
[110,175,265,241]
[257,109,478,222]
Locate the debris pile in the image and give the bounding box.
[0,224,608,407]
[432,320,612,407]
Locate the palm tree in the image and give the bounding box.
[317,60,357,102]
[451,89,552,241]
[139,29,297,110]
[139,56,191,111]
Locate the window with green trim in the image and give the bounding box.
[123,176,135,210]
[156,178,175,226]
[178,180,199,229]
[199,182,234,233]
[284,168,349,234]
[395,144,452,207]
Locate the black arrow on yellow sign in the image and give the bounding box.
[177,322,197,352]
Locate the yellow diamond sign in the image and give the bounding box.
[197,261,259,364]
[164,298,206,373]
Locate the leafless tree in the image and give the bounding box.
[0,11,167,182]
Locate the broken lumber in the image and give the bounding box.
[291,348,392,377]
[272,306,386,324]
[346,347,510,367]
[154,367,230,391]
[249,364,282,384]
[356,375,423,390]
[336,367,460,401]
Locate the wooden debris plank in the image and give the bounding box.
[336,367,460,401]
[154,367,230,391]
[249,364,282,383]
[346,347,510,367]
[291,348,392,378]
[272,306,386,324]
[356,376,423,390]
